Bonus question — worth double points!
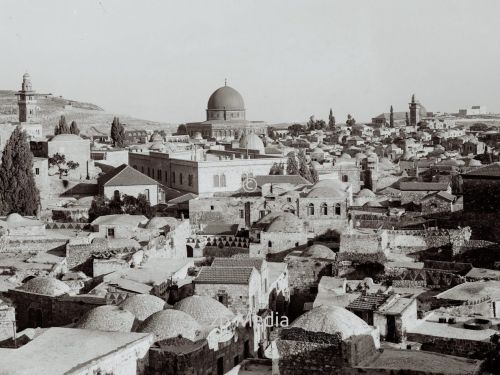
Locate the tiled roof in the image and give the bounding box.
[347,293,390,311]
[195,266,254,285]
[98,164,159,187]
[463,162,500,178]
[211,257,264,271]
[255,175,311,186]
[398,181,449,191]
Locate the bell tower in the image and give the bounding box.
[16,73,37,123]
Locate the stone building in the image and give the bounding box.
[185,83,267,140]
[15,72,43,139]
[7,276,106,330]
[0,327,153,374]
[98,164,162,205]
[129,148,285,197]
[462,162,500,214]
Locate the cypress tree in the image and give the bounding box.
[309,164,319,183]
[297,150,312,182]
[405,112,410,126]
[111,117,125,147]
[70,120,80,135]
[328,108,336,129]
[0,126,40,215]
[286,152,299,175]
[58,115,70,134]
[389,105,394,128]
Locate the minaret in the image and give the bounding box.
[408,94,419,126]
[16,73,37,123]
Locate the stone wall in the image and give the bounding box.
[406,332,495,359]
[195,283,253,317]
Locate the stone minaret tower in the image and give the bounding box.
[408,94,419,126]
[16,73,37,123]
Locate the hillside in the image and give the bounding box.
[0,90,177,136]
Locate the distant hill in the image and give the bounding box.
[0,90,177,137]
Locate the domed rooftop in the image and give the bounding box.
[355,152,367,160]
[257,212,304,233]
[239,133,264,152]
[19,277,70,297]
[307,179,347,199]
[151,133,163,142]
[119,294,166,321]
[207,85,245,110]
[51,134,84,142]
[304,244,336,260]
[174,296,235,327]
[138,309,202,342]
[149,141,165,151]
[291,305,372,339]
[358,188,376,198]
[339,153,352,160]
[76,305,135,332]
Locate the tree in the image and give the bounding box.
[307,115,316,130]
[346,114,356,126]
[297,150,312,182]
[270,162,285,175]
[328,108,336,129]
[176,124,187,135]
[405,112,410,126]
[54,115,70,135]
[110,117,125,148]
[48,153,80,179]
[70,121,80,135]
[288,124,304,137]
[315,119,326,130]
[389,105,394,128]
[309,164,319,183]
[286,152,299,175]
[89,196,111,222]
[0,126,40,215]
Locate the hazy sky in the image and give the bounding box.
[1,0,499,124]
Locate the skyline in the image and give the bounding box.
[1,0,500,124]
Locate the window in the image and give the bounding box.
[180,173,183,185]
[35,168,39,175]
[239,209,244,219]
[141,166,144,173]
[220,174,226,187]
[335,203,341,215]
[107,228,115,237]
[164,170,168,182]
[133,165,137,170]
[321,203,328,215]
[213,174,220,187]
[157,169,161,180]
[287,197,292,203]
[307,203,315,215]
[268,240,272,248]
[210,205,215,211]
[151,168,155,178]
[172,171,176,184]
[188,174,193,187]
[342,175,349,182]
[259,210,266,219]
[144,189,150,201]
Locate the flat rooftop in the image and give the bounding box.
[0,327,153,375]
[357,348,482,374]
[408,320,497,341]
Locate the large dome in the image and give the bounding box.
[174,295,235,327]
[258,212,304,233]
[119,294,166,321]
[207,86,245,110]
[291,306,372,339]
[138,309,202,342]
[239,133,264,152]
[76,305,135,332]
[19,277,71,297]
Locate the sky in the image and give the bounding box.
[1,0,499,124]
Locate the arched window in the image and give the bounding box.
[268,241,272,248]
[321,203,328,215]
[307,203,315,216]
[213,174,220,187]
[172,171,176,184]
[220,174,227,187]
[180,173,183,185]
[335,203,341,215]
